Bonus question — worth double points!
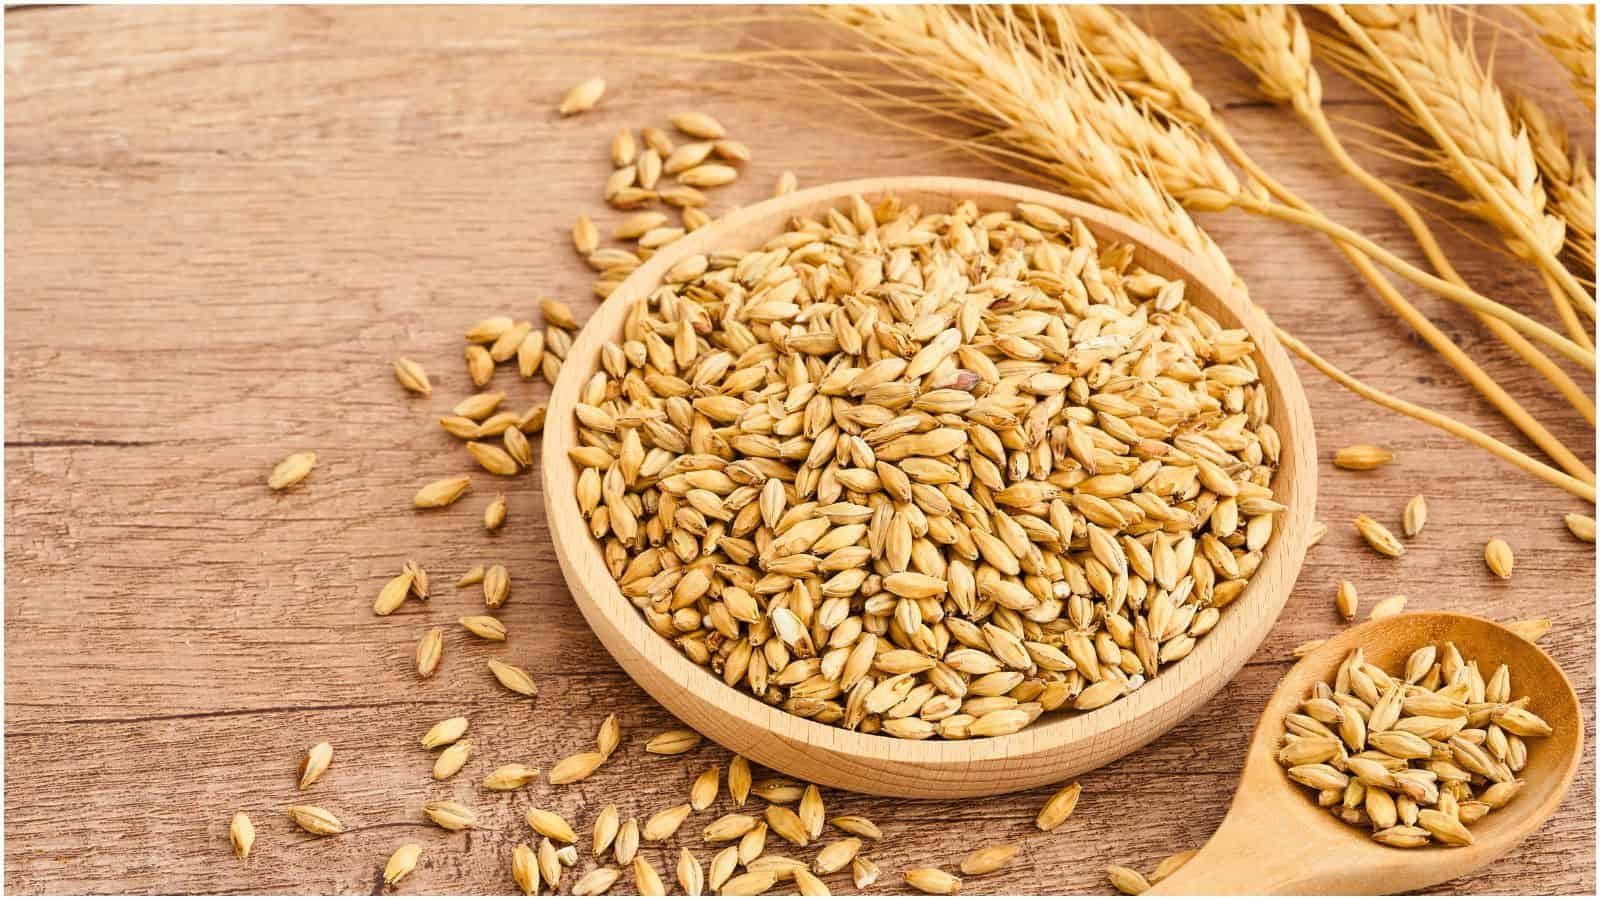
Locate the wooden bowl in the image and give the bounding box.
[543,176,1317,798]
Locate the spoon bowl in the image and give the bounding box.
[1150,612,1582,895]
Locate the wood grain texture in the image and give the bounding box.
[544,175,1319,798]
[5,5,1593,895]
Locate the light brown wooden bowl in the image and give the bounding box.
[543,176,1318,798]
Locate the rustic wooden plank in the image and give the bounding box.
[5,5,1593,894]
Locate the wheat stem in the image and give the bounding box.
[1323,5,1593,339]
[1301,113,1597,427]
[1274,327,1595,503]
[1240,195,1595,370]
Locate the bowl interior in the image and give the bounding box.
[543,176,1318,796]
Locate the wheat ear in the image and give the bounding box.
[1320,4,1593,348]
[1519,4,1597,109]
[1040,5,1593,370]
[1514,93,1597,277]
[1207,2,1596,451]
[816,6,1595,500]
[814,6,1238,281]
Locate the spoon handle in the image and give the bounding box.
[1143,821,1282,895]
[1144,799,1344,895]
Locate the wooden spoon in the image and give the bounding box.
[1149,612,1581,895]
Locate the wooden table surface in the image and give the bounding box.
[6,6,1594,895]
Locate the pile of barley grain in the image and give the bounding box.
[569,192,1283,739]
[1279,642,1551,848]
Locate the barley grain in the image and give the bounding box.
[1107,865,1151,895]
[828,815,881,840]
[528,808,578,843]
[298,741,333,789]
[798,784,824,840]
[634,855,666,896]
[488,659,537,696]
[538,838,563,891]
[423,800,475,830]
[483,493,507,531]
[229,812,254,859]
[287,805,343,835]
[560,78,605,116]
[677,164,738,188]
[722,871,778,896]
[671,111,726,139]
[385,844,422,885]
[852,856,880,890]
[691,765,720,810]
[465,344,494,387]
[1335,580,1358,621]
[513,844,539,895]
[645,728,701,755]
[1036,782,1081,831]
[374,572,415,616]
[1334,444,1394,470]
[1354,515,1404,557]
[393,359,432,395]
[905,868,962,894]
[414,476,470,508]
[423,717,468,749]
[268,452,317,491]
[643,803,692,841]
[678,847,704,896]
[1149,849,1196,883]
[1369,595,1407,621]
[960,845,1017,876]
[574,866,621,896]
[813,837,861,875]
[416,627,444,677]
[1484,538,1514,579]
[795,868,830,896]
[550,750,607,785]
[725,755,753,806]
[1402,495,1427,537]
[484,763,540,790]
[483,564,510,608]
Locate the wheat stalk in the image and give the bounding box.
[1318,4,1594,348]
[1206,3,1597,455]
[813,5,1594,501]
[1275,328,1594,503]
[1519,4,1596,109]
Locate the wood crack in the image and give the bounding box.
[5,698,448,730]
[6,438,165,448]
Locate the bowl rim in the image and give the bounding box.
[543,175,1317,776]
